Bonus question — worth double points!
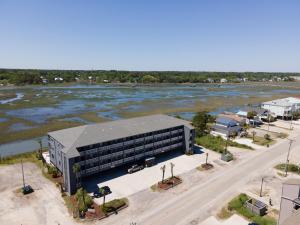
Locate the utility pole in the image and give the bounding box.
[225,136,229,154]
[259,177,264,197]
[21,159,25,188]
[290,114,293,130]
[285,139,294,177]
[267,111,270,133]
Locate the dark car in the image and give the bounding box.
[248,223,259,225]
[22,185,34,195]
[93,186,112,198]
[128,164,144,174]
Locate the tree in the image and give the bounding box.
[72,164,81,189]
[160,165,166,183]
[99,187,106,206]
[251,131,256,142]
[247,111,257,127]
[192,111,215,137]
[170,162,175,178]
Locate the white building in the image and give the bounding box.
[220,78,227,83]
[261,97,300,118]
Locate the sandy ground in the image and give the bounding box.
[0,163,74,225]
[200,215,248,225]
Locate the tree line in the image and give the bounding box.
[0,68,298,85]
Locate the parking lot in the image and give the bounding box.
[84,147,220,203]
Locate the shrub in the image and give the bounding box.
[102,199,127,213]
[264,134,271,140]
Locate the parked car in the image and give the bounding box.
[128,164,144,173]
[248,223,259,225]
[93,186,111,198]
[145,157,156,167]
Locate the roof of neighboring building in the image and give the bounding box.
[219,113,245,123]
[237,106,268,115]
[262,98,297,107]
[216,117,238,127]
[284,179,300,185]
[48,114,193,158]
[282,209,300,225]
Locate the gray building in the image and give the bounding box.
[48,114,195,194]
[278,179,300,225]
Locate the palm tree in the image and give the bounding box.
[160,165,166,183]
[99,187,106,206]
[170,162,175,178]
[72,164,81,189]
[251,131,256,142]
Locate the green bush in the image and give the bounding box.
[102,198,127,213]
[275,163,300,173]
[75,188,93,212]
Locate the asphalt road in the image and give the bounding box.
[124,132,300,225]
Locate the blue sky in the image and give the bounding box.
[0,0,299,72]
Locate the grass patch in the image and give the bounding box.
[227,193,276,225]
[275,163,300,174]
[217,207,233,219]
[0,119,83,144]
[0,151,39,165]
[277,132,288,139]
[78,112,109,123]
[249,136,275,146]
[196,135,253,153]
[101,198,128,214]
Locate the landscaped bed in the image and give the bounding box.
[197,163,214,171]
[152,176,182,191]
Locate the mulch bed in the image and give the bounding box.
[85,202,105,219]
[200,163,214,170]
[157,176,182,190]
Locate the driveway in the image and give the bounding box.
[89,147,220,203]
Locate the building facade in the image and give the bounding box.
[278,179,300,225]
[261,97,300,119]
[48,114,195,194]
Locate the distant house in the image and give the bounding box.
[219,112,246,126]
[103,79,109,83]
[54,77,63,81]
[236,107,268,125]
[220,78,227,83]
[211,116,242,138]
[261,97,300,119]
[207,78,214,83]
[278,179,300,225]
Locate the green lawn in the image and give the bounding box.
[196,135,253,153]
[275,163,300,174]
[226,193,276,225]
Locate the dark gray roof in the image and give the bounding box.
[48,114,193,158]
